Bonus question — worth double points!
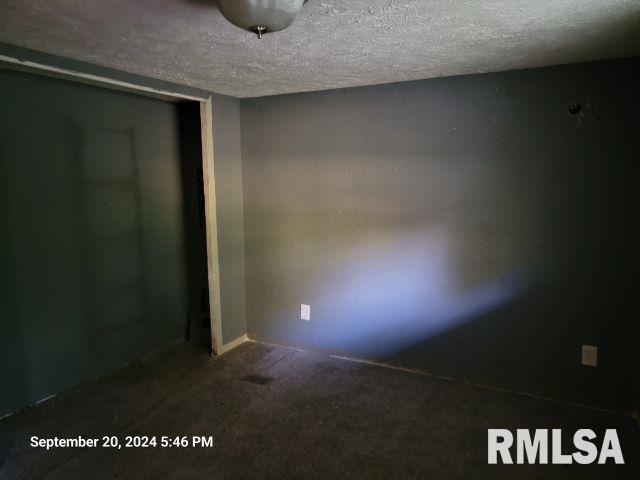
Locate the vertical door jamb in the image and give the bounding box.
[199,97,224,355]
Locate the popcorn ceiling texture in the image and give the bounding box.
[1,0,639,97]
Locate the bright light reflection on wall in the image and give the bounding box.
[309,227,528,357]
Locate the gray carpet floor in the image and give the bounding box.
[1,341,638,479]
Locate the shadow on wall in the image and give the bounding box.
[242,59,640,413]
[0,69,195,419]
[177,101,212,349]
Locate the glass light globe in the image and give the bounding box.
[217,0,308,38]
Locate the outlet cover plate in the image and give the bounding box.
[301,304,311,321]
[581,345,598,367]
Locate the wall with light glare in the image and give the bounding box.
[240,58,640,412]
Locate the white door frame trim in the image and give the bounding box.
[0,53,232,355]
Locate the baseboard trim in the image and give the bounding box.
[249,338,631,419]
[216,334,249,355]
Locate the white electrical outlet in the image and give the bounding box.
[301,304,311,321]
[581,345,598,367]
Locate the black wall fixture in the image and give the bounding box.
[568,102,582,115]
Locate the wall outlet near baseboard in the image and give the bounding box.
[301,304,311,321]
[581,345,598,367]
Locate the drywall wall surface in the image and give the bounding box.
[240,59,640,412]
[0,69,191,416]
[212,94,248,344]
[0,40,250,349]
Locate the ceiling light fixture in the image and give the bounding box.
[217,0,310,39]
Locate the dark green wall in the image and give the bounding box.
[240,59,640,412]
[0,43,249,349]
[212,95,247,344]
[0,69,191,416]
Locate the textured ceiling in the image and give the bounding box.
[1,0,639,98]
